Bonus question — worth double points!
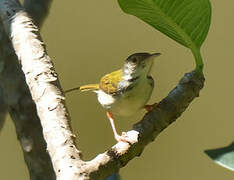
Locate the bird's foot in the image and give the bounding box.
[144,103,158,112]
[115,132,132,143]
[106,111,138,143]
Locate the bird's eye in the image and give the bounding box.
[132,57,137,63]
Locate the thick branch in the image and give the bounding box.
[0,10,8,134]
[0,0,83,179]
[0,19,55,180]
[0,0,56,179]
[0,88,7,132]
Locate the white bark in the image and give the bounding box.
[0,0,83,179]
[0,10,55,180]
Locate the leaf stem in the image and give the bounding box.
[191,48,204,74]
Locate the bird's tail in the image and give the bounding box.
[64,84,99,94]
[80,84,99,92]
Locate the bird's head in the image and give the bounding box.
[123,52,161,78]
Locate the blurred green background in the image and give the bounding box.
[1,0,234,179]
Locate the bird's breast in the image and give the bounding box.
[96,77,154,117]
[96,90,117,109]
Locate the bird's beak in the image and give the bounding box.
[150,53,161,58]
[144,53,161,61]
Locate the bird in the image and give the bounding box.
[65,52,161,142]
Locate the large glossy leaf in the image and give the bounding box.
[205,142,234,171]
[118,0,211,49]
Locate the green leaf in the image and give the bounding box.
[118,0,212,73]
[205,142,234,171]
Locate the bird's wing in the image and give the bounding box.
[99,69,123,95]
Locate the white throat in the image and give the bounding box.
[122,60,154,81]
[122,63,139,81]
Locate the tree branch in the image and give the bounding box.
[0,19,55,180]
[0,88,7,133]
[0,0,205,179]
[0,8,8,134]
[0,0,57,179]
[0,0,83,179]
[23,0,53,26]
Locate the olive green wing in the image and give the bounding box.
[99,69,123,95]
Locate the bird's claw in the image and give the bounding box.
[144,103,158,112]
[115,132,132,143]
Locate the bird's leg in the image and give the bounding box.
[144,103,158,112]
[106,111,129,142]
